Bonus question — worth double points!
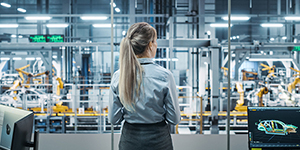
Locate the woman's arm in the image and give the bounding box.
[164,72,181,125]
[108,74,124,125]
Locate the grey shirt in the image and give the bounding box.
[108,58,181,125]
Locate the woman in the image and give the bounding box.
[109,22,181,150]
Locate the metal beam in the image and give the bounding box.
[130,0,136,25]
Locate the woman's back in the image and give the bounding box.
[109,58,180,125]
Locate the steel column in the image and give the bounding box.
[130,0,135,25]
[210,48,220,134]
[198,0,205,38]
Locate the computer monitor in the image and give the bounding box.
[248,107,300,150]
[0,104,38,150]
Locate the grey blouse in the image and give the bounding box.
[108,58,181,125]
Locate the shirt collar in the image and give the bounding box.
[137,58,154,64]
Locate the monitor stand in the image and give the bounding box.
[25,130,39,150]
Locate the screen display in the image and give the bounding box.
[248,107,300,149]
[29,35,46,43]
[46,35,64,42]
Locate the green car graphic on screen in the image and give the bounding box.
[257,120,298,135]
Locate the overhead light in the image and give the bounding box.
[122,31,126,36]
[46,24,69,28]
[236,36,239,39]
[153,58,179,61]
[246,57,250,59]
[261,23,283,27]
[18,35,23,38]
[80,16,108,20]
[270,51,273,55]
[232,36,236,40]
[11,35,16,38]
[248,58,293,61]
[25,16,52,20]
[1,2,11,8]
[17,8,26,13]
[210,24,233,27]
[115,8,120,12]
[270,38,275,41]
[282,36,287,40]
[25,58,35,60]
[0,24,19,28]
[285,17,300,21]
[52,56,57,59]
[206,31,211,35]
[222,16,250,21]
[13,57,22,60]
[110,2,116,7]
[0,58,10,60]
[36,57,41,60]
[93,24,115,28]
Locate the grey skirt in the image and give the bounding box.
[119,121,173,150]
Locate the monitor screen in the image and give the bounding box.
[248,107,300,149]
[0,104,33,150]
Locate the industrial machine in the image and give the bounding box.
[261,63,276,78]
[241,69,258,81]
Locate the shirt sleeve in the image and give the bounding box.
[108,75,124,125]
[164,72,181,125]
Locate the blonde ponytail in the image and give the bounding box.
[118,22,156,111]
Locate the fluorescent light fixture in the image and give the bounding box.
[36,57,41,60]
[0,58,10,60]
[222,16,250,21]
[246,57,250,59]
[11,35,16,38]
[282,36,287,40]
[285,17,300,21]
[18,35,23,38]
[0,24,18,28]
[17,8,26,13]
[270,51,273,55]
[153,58,179,61]
[248,58,293,61]
[261,23,283,27]
[93,24,115,28]
[52,56,57,59]
[1,2,11,8]
[80,16,108,20]
[25,58,35,60]
[115,7,120,12]
[270,38,275,41]
[46,24,69,28]
[110,2,116,7]
[25,16,52,20]
[210,24,233,27]
[122,31,126,36]
[13,57,22,60]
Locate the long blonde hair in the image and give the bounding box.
[119,22,156,111]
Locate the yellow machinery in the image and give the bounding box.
[221,67,228,77]
[15,65,50,88]
[241,69,258,81]
[261,63,276,78]
[257,87,268,106]
[288,77,300,93]
[235,82,247,111]
[290,67,300,77]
